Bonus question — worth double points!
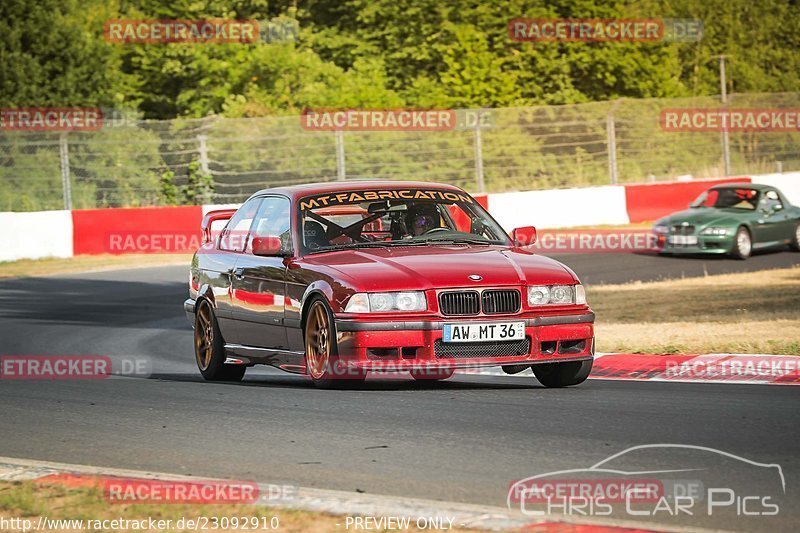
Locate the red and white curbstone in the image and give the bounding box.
[461,353,800,385]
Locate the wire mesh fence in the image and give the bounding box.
[1,92,799,212]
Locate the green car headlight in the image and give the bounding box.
[700,227,730,236]
[653,224,670,234]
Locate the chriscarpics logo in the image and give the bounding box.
[508,444,785,523]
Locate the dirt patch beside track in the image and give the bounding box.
[592,266,800,354]
[0,254,192,279]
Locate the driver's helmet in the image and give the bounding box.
[405,202,441,236]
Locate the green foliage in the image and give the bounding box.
[182,160,214,204]
[4,0,796,118]
[0,0,138,108]
[1,0,800,210]
[159,168,180,205]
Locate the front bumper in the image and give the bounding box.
[657,234,733,254]
[334,312,595,371]
[184,298,196,325]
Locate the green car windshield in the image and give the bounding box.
[691,187,760,210]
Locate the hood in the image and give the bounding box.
[304,245,576,292]
[657,208,747,228]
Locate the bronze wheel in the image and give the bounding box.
[305,301,330,380]
[195,302,215,371]
[193,300,246,382]
[303,298,365,388]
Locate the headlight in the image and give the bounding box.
[527,286,550,305]
[528,284,585,305]
[549,285,573,304]
[653,224,670,234]
[700,227,729,236]
[344,291,427,313]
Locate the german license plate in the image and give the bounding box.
[668,235,697,245]
[442,322,525,343]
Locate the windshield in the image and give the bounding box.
[297,188,511,254]
[691,188,760,210]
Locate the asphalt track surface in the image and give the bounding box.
[1,251,799,532]
[550,248,800,285]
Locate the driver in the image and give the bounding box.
[405,202,442,237]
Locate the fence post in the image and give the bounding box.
[719,55,732,176]
[335,130,346,181]
[606,108,618,185]
[197,134,210,174]
[58,132,72,210]
[473,116,485,193]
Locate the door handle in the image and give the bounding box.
[232,267,245,280]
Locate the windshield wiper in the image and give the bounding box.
[307,240,439,254]
[307,242,394,254]
[419,237,492,246]
[306,238,493,254]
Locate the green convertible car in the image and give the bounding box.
[653,183,800,259]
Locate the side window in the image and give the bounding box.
[762,190,783,210]
[219,198,262,252]
[248,197,292,254]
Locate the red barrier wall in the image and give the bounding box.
[72,206,203,255]
[624,177,752,223]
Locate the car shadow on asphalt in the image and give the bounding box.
[145,372,543,390]
[0,276,188,330]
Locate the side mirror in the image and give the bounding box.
[512,226,537,247]
[252,236,285,257]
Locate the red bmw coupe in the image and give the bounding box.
[185,181,595,388]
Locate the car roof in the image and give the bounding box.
[709,182,773,192]
[249,180,466,201]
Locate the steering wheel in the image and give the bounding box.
[424,227,450,235]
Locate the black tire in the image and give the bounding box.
[791,222,800,252]
[730,226,752,260]
[532,359,593,388]
[194,300,246,382]
[410,369,454,381]
[304,297,366,389]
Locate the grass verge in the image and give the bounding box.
[0,254,192,279]
[590,266,800,355]
[0,480,488,533]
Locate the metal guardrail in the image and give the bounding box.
[1,92,798,211]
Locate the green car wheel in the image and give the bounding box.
[731,226,752,259]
